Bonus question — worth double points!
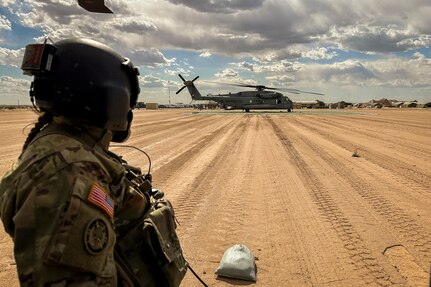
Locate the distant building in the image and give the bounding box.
[416,101,431,108]
[401,101,417,108]
[136,102,146,109]
[367,98,392,107]
[146,103,158,109]
[390,101,404,108]
[293,100,326,109]
[337,101,352,109]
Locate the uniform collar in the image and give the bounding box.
[50,116,113,150]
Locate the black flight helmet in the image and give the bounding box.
[21,38,140,142]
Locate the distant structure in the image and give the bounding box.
[136,102,146,109]
[329,99,431,109]
[146,103,158,110]
[293,100,325,109]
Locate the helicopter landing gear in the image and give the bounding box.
[288,108,292,112]
[244,109,250,112]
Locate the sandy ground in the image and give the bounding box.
[0,108,430,286]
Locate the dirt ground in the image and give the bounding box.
[0,108,430,286]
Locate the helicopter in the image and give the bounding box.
[176,74,323,112]
[78,0,112,13]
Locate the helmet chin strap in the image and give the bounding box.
[111,110,133,143]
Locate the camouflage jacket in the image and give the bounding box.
[0,119,148,286]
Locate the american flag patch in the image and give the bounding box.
[88,183,114,218]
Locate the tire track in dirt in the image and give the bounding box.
[111,115,234,174]
[309,116,431,159]
[150,116,239,187]
[222,116,319,286]
[120,114,219,154]
[265,116,400,287]
[256,118,348,286]
[171,116,250,226]
[179,115,320,286]
[287,118,431,272]
[334,114,431,132]
[161,114,249,286]
[294,118,431,196]
[177,116,260,286]
[130,113,211,141]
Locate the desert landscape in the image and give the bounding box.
[0,108,430,287]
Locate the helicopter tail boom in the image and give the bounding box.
[176,74,204,100]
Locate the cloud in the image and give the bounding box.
[265,74,296,85]
[111,17,158,34]
[0,0,430,104]
[238,61,254,71]
[139,74,166,88]
[0,15,12,30]
[0,76,31,104]
[129,48,176,67]
[9,0,431,58]
[294,56,431,88]
[302,47,337,60]
[215,68,239,79]
[164,66,193,77]
[199,51,211,58]
[254,60,302,73]
[255,49,302,62]
[0,0,15,7]
[165,0,265,14]
[0,47,25,67]
[329,24,431,53]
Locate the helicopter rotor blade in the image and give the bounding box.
[176,86,186,94]
[201,79,324,95]
[178,74,186,82]
[283,90,301,94]
[295,90,324,96]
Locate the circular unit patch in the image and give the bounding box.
[84,218,109,255]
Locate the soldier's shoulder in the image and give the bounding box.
[23,133,97,165]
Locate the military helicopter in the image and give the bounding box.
[176,74,323,112]
[78,0,112,13]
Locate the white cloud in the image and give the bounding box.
[214,68,239,79]
[165,0,265,14]
[0,47,24,67]
[254,60,302,73]
[238,61,254,71]
[199,52,211,58]
[302,47,337,60]
[0,76,31,104]
[0,15,11,30]
[0,0,15,6]
[129,48,176,67]
[0,0,430,103]
[140,74,166,88]
[8,0,431,57]
[294,56,431,88]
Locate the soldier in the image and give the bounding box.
[0,38,187,286]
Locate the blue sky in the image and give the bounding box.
[1,0,430,105]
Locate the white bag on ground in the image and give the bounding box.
[215,244,256,282]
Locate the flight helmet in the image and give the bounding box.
[21,38,140,142]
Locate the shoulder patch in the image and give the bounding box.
[87,183,114,218]
[84,218,109,255]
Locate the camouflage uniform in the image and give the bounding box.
[0,117,148,286]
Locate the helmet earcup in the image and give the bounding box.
[26,38,140,132]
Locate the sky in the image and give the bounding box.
[0,0,430,105]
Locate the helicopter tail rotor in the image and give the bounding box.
[176,74,199,94]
